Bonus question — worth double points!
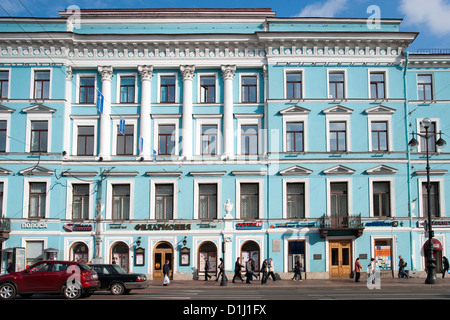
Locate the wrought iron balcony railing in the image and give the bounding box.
[318,214,364,238]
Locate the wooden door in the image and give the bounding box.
[329,240,352,278]
[153,242,173,279]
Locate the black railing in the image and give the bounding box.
[319,214,364,238]
[0,218,11,232]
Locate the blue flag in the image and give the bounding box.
[153,149,157,162]
[119,116,125,135]
[96,91,103,113]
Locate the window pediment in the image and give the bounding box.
[323,165,355,175]
[279,165,312,176]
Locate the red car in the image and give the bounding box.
[0,260,100,300]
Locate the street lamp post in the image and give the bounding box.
[409,118,446,284]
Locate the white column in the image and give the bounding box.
[98,66,113,160]
[63,65,72,157]
[180,65,195,160]
[221,65,236,159]
[138,65,153,160]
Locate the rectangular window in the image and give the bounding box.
[241,125,258,155]
[0,120,6,153]
[418,74,433,100]
[158,124,175,155]
[330,182,347,217]
[77,126,94,156]
[329,121,346,152]
[155,184,173,220]
[0,71,9,99]
[287,183,305,218]
[420,121,437,152]
[112,184,130,220]
[329,72,345,99]
[371,121,388,151]
[34,71,50,99]
[286,122,304,152]
[422,182,440,217]
[160,76,175,103]
[286,72,302,99]
[72,184,89,220]
[117,124,134,155]
[29,182,46,218]
[199,184,217,219]
[241,76,257,103]
[373,182,390,217]
[201,125,217,155]
[370,72,385,99]
[79,77,95,104]
[240,183,259,219]
[200,76,215,103]
[120,76,135,103]
[30,121,48,153]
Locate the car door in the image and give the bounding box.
[22,262,53,291]
[92,265,109,289]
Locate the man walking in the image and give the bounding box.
[232,257,244,283]
[398,256,409,279]
[204,257,212,281]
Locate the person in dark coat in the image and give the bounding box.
[215,258,227,282]
[204,258,212,281]
[260,259,268,285]
[232,257,244,283]
[443,256,449,279]
[163,260,170,286]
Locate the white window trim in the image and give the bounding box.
[416,118,441,153]
[326,177,353,217]
[30,68,52,100]
[0,68,11,99]
[238,73,260,103]
[75,73,97,104]
[106,179,135,220]
[368,69,389,99]
[150,178,178,220]
[326,69,347,100]
[325,113,351,152]
[367,114,393,152]
[65,179,94,220]
[152,115,180,157]
[283,69,305,100]
[418,177,445,218]
[197,72,218,104]
[416,73,434,101]
[193,178,222,220]
[0,178,8,218]
[368,177,396,218]
[282,178,309,219]
[111,115,139,156]
[22,177,51,219]
[282,114,308,152]
[116,73,138,104]
[71,116,99,156]
[235,178,264,219]
[0,112,12,152]
[157,73,178,103]
[235,114,263,156]
[194,114,222,156]
[283,236,310,273]
[25,113,52,153]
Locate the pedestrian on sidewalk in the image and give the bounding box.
[398,256,409,279]
[204,258,212,281]
[261,259,268,284]
[245,259,252,284]
[442,256,449,279]
[267,258,276,281]
[215,258,227,282]
[249,258,258,280]
[354,258,363,282]
[367,258,376,284]
[232,257,244,283]
[292,257,302,281]
[163,260,170,286]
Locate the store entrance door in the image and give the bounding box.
[153,242,173,279]
[329,240,352,278]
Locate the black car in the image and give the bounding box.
[89,264,148,295]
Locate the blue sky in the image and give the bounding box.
[1,0,450,50]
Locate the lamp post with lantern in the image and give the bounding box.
[409,118,446,284]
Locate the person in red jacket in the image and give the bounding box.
[354,258,363,282]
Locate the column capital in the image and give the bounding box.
[180,65,195,81]
[138,65,154,81]
[98,66,113,81]
[221,65,236,80]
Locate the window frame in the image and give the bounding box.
[284,70,303,100]
[31,69,51,100]
[417,73,434,101]
[418,177,444,218]
[368,70,388,100]
[112,116,138,156]
[25,113,52,154]
[416,118,441,153]
[117,73,138,104]
[236,114,263,156]
[283,178,309,219]
[193,179,221,220]
[106,179,134,220]
[327,70,346,100]
[198,73,217,103]
[23,178,50,219]
[150,178,178,220]
[77,74,97,104]
[152,115,180,157]
[239,73,259,103]
[158,74,177,103]
[235,178,264,219]
[66,179,94,220]
[71,116,99,157]
[325,112,351,152]
[369,177,395,218]
[367,112,394,153]
[0,69,10,99]
[326,177,353,218]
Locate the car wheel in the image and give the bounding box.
[0,283,17,300]
[110,282,125,295]
[62,282,82,299]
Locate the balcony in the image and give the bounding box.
[0,218,11,239]
[319,214,364,238]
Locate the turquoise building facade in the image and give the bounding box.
[0,8,449,279]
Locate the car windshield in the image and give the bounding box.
[78,263,92,271]
[109,265,127,274]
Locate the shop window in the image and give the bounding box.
[288,241,305,272]
[71,242,88,263]
[198,241,217,274]
[112,242,129,273]
[241,241,260,272]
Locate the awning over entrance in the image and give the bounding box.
[424,238,443,251]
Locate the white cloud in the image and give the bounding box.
[399,0,450,36]
[295,0,348,17]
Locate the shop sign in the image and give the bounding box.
[365,221,399,227]
[21,222,47,229]
[417,220,450,228]
[63,224,93,232]
[236,222,263,230]
[270,222,316,229]
[134,223,191,231]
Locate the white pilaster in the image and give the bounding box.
[180,65,195,160]
[98,66,113,160]
[221,65,236,159]
[138,65,153,160]
[63,65,72,158]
